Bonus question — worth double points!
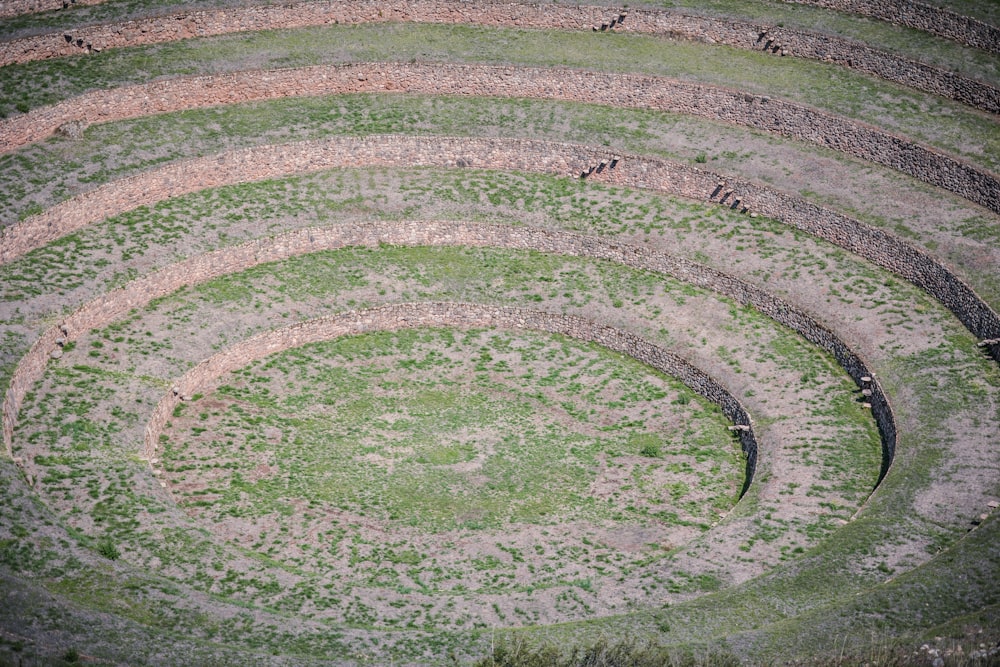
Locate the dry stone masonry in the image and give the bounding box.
[3,134,996,364]
[0,0,104,20]
[2,63,997,218]
[787,0,1000,53]
[1,0,998,659]
[2,220,890,489]
[139,302,760,486]
[4,0,995,54]
[2,0,996,113]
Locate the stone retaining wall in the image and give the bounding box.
[3,133,996,364]
[3,0,995,55]
[788,0,1000,53]
[628,11,999,113]
[2,63,996,217]
[0,135,599,258]
[2,0,996,113]
[0,0,104,20]
[140,302,760,490]
[2,220,891,488]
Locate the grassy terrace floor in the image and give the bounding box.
[1,25,998,174]
[3,95,998,311]
[2,166,997,661]
[1,166,994,393]
[27,323,752,626]
[1,1,999,664]
[11,244,881,651]
[1,0,997,87]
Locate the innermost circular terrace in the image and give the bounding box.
[144,302,759,476]
[157,326,745,625]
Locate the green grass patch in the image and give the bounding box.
[0,24,994,172]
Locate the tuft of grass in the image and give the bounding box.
[96,536,119,561]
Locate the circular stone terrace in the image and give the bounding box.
[0,2,999,665]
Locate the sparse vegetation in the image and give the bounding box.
[1,0,998,664]
[474,637,741,667]
[96,536,119,561]
[1,25,997,173]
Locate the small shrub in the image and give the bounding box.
[694,153,707,163]
[631,433,662,457]
[96,536,120,560]
[639,442,661,457]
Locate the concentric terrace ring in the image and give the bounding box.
[3,1,997,112]
[3,63,998,218]
[4,135,997,358]
[2,2,999,662]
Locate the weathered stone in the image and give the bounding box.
[1,0,996,112]
[56,119,88,140]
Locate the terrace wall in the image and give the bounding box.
[3,220,891,488]
[0,0,103,20]
[139,302,761,488]
[2,1,996,113]
[1,63,997,218]
[788,0,1000,53]
[3,133,996,363]
[3,0,995,55]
